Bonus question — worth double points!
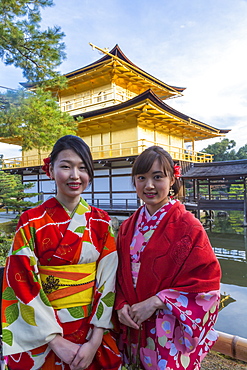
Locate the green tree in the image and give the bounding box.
[0,170,40,263]
[0,0,66,82]
[0,87,77,151]
[201,139,237,161]
[0,170,39,213]
[236,144,247,160]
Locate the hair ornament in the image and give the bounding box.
[173,164,181,179]
[42,157,51,178]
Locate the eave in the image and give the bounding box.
[182,160,247,180]
[61,45,186,100]
[19,45,186,100]
[75,89,230,141]
[0,136,22,145]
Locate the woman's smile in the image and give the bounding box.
[67,182,81,189]
[144,192,157,198]
[135,159,175,215]
[50,149,90,211]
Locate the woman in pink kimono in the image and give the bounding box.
[2,135,121,370]
[115,146,221,370]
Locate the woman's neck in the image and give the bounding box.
[55,195,81,213]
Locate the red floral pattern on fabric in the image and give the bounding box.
[7,255,40,304]
[171,236,192,265]
[7,351,34,369]
[87,208,111,254]
[51,230,81,265]
[2,198,121,370]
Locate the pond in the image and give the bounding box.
[203,210,247,339]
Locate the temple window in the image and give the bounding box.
[65,101,73,110]
[96,92,102,102]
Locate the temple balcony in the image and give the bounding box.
[60,88,135,115]
[1,139,213,170]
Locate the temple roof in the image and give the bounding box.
[75,89,230,142]
[64,44,186,98]
[21,45,184,100]
[182,159,247,179]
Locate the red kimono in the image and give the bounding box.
[116,201,221,370]
[2,197,121,370]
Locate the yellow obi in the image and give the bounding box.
[38,262,96,310]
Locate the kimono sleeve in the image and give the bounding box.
[114,225,128,310]
[90,218,118,329]
[156,289,220,354]
[155,220,221,354]
[2,211,62,356]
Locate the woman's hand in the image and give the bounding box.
[69,326,104,370]
[117,304,139,330]
[48,334,80,365]
[69,342,97,370]
[129,296,165,326]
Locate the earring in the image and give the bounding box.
[169,188,175,197]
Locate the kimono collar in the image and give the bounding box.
[55,197,90,218]
[144,200,177,221]
[130,200,177,262]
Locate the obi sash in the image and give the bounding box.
[38,262,96,310]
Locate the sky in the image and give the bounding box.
[1,0,247,158]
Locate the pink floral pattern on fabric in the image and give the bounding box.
[195,292,219,311]
[126,289,220,370]
[130,200,177,286]
[124,201,221,370]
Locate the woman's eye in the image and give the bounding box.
[137,176,145,180]
[80,166,86,171]
[61,165,69,169]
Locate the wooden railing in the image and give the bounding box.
[185,193,245,202]
[84,198,140,211]
[1,139,213,169]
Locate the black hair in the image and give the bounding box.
[131,146,181,196]
[49,135,94,183]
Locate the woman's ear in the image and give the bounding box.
[49,164,54,180]
[170,176,175,187]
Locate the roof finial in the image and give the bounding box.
[89,43,109,55]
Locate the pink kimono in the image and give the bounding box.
[116,201,221,370]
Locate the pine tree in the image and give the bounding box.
[0,170,39,214]
[0,0,66,82]
[0,170,40,264]
[201,139,237,161]
[0,87,77,151]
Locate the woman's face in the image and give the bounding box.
[134,159,175,215]
[49,149,90,207]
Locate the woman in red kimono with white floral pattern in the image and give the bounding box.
[2,135,121,370]
[115,146,221,370]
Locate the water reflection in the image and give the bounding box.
[203,211,247,338]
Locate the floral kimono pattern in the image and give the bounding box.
[116,201,221,370]
[2,197,121,370]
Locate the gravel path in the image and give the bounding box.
[201,351,247,370]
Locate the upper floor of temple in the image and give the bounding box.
[1,44,230,170]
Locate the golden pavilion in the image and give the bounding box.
[1,44,230,212]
